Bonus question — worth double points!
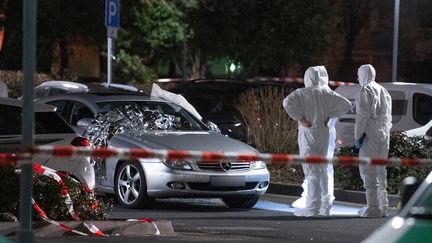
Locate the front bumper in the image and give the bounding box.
[141,161,270,198]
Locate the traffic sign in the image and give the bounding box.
[105,0,120,28]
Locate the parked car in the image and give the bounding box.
[35,92,270,209]
[164,79,301,143]
[334,82,432,148]
[34,80,140,99]
[0,97,95,190]
[362,172,432,243]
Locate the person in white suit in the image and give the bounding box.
[354,64,392,217]
[283,66,351,216]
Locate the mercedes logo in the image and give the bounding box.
[220,161,232,171]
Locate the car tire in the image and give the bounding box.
[222,196,259,209]
[115,161,154,209]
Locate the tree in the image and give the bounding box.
[0,0,105,75]
[191,0,338,77]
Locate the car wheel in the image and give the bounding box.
[115,161,154,208]
[222,196,260,209]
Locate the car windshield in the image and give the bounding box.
[407,183,432,220]
[96,100,208,131]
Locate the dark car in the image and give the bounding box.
[164,79,301,143]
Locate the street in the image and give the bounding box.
[31,193,391,243]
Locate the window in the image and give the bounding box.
[47,100,68,118]
[0,105,21,135]
[0,104,74,135]
[70,102,94,126]
[388,91,407,123]
[413,93,432,125]
[96,101,207,131]
[35,112,75,134]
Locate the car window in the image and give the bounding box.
[407,182,432,218]
[413,93,432,125]
[0,105,21,135]
[70,102,94,126]
[388,90,407,123]
[35,112,76,134]
[47,100,68,118]
[96,101,207,131]
[0,104,74,135]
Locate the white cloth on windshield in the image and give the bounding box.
[355,64,392,217]
[283,66,351,217]
[150,83,202,120]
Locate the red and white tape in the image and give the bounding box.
[30,145,432,167]
[32,163,105,236]
[247,77,356,86]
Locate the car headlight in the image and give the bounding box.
[162,159,192,170]
[251,161,267,170]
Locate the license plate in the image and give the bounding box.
[210,176,245,187]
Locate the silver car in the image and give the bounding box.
[36,92,269,209]
[0,97,95,190]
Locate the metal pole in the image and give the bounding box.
[392,0,400,83]
[107,37,112,86]
[18,0,37,242]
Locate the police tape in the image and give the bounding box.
[247,77,356,86]
[32,163,105,236]
[27,145,432,167]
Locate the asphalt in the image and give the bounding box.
[0,182,400,238]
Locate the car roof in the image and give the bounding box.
[0,97,57,112]
[335,82,432,94]
[165,78,302,92]
[38,92,168,104]
[35,80,141,93]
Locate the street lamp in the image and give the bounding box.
[392,0,400,82]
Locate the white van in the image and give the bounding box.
[334,82,432,148]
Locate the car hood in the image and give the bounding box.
[112,131,258,154]
[362,217,432,243]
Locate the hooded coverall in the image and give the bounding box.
[283,66,351,216]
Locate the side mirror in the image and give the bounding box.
[77,118,93,129]
[205,120,221,134]
[400,176,422,209]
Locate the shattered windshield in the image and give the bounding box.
[84,100,208,147]
[97,100,207,131]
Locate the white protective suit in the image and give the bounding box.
[292,106,337,213]
[355,64,392,217]
[283,66,351,217]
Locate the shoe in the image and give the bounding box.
[292,196,306,208]
[319,203,332,216]
[294,208,319,217]
[381,206,388,217]
[319,207,331,216]
[358,206,383,217]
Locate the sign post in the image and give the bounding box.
[105,0,120,87]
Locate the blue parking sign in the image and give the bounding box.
[105,0,120,28]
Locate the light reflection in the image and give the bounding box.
[391,217,404,229]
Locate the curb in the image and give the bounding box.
[0,220,174,237]
[268,182,400,207]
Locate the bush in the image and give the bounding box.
[336,132,432,194]
[236,85,302,184]
[0,70,51,98]
[0,166,112,221]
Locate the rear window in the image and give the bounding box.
[0,105,74,135]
